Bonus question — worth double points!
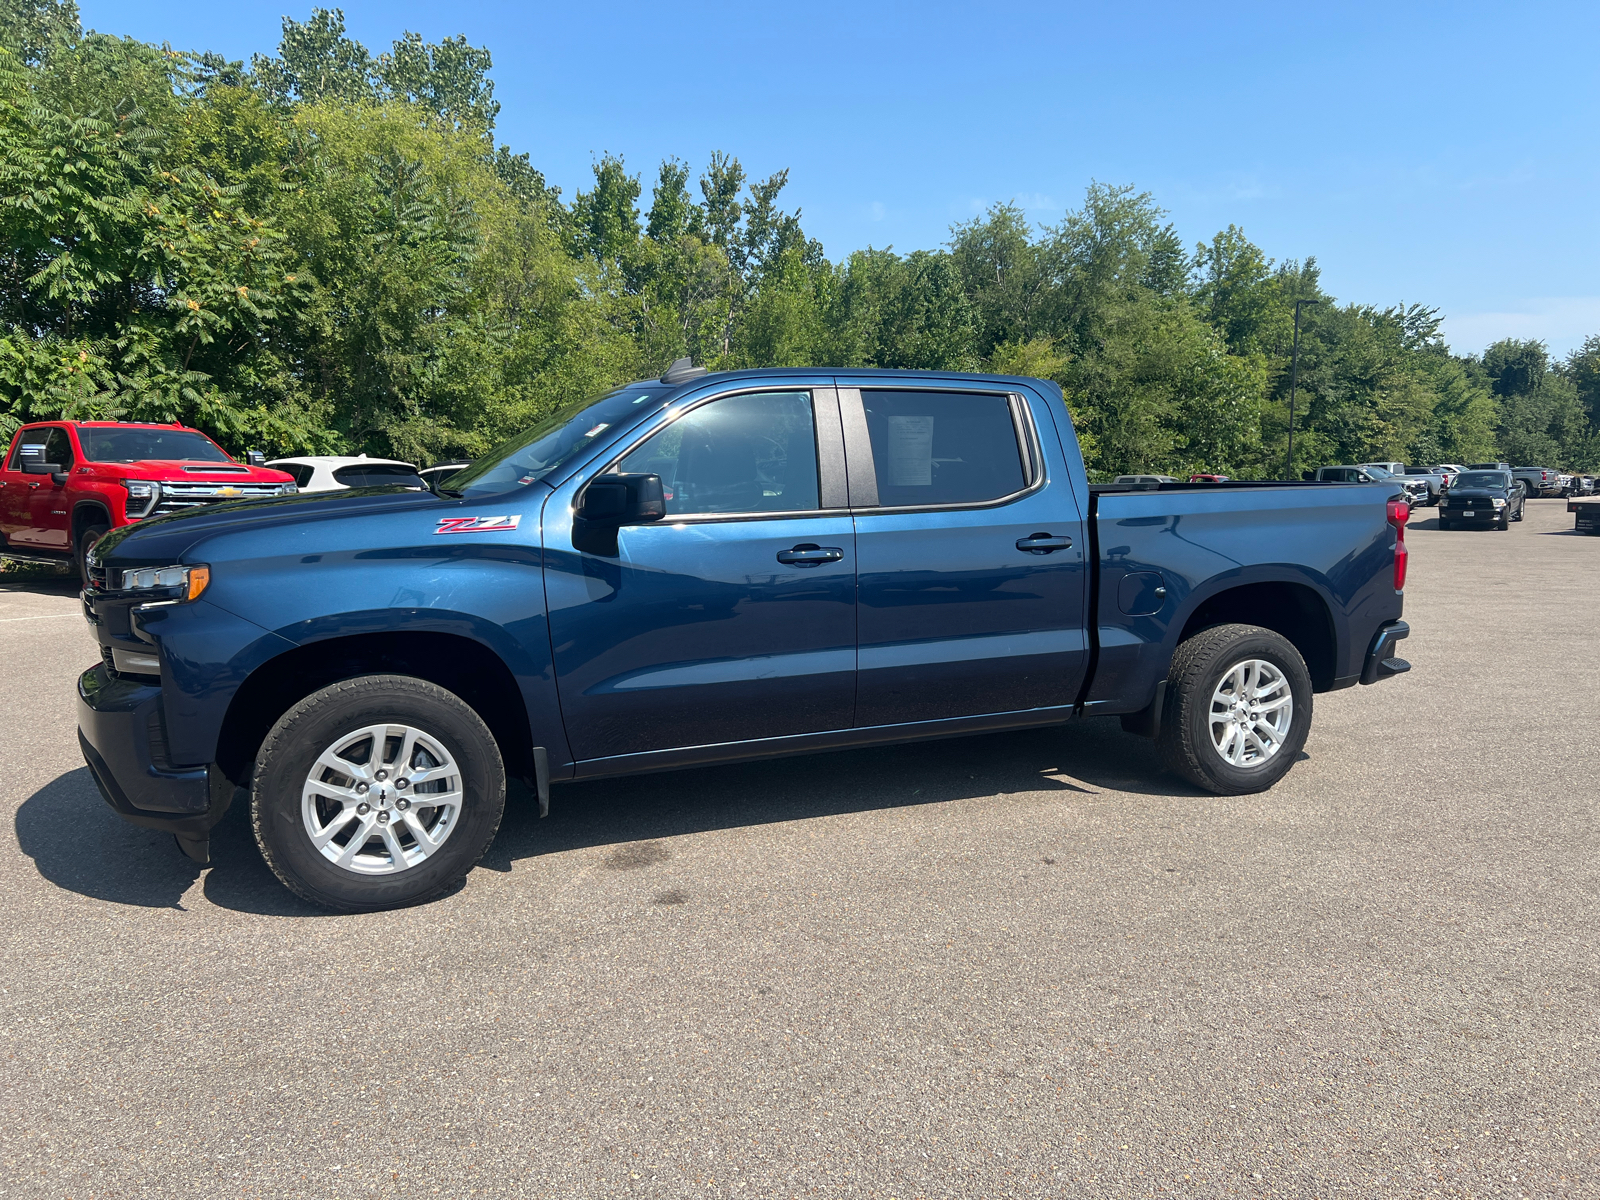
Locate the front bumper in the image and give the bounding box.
[1441,505,1506,524]
[1360,620,1411,685]
[76,664,234,838]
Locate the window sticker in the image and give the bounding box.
[886,415,934,486]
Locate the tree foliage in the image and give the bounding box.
[1,6,1594,473]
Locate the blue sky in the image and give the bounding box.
[81,0,1600,357]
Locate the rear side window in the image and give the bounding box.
[331,463,424,488]
[7,428,50,471]
[861,390,1027,507]
[617,390,819,517]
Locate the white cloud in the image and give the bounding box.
[1442,298,1600,358]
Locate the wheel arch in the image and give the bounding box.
[71,499,112,543]
[214,630,534,790]
[1174,577,1339,692]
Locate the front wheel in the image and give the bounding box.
[76,523,109,586]
[1157,624,1313,795]
[252,675,506,912]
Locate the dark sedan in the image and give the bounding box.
[1438,470,1525,530]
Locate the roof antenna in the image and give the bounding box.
[660,357,708,385]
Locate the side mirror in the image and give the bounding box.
[573,473,665,556]
[246,449,266,466]
[576,473,664,525]
[22,459,63,478]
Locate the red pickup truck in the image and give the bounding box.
[0,420,297,577]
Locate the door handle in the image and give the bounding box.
[1016,533,1072,554]
[776,543,844,566]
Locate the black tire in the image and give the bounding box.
[1512,504,1523,522]
[252,674,506,912]
[75,523,109,585]
[1157,624,1313,796]
[1497,510,1509,530]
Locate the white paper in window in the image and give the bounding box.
[886,415,934,486]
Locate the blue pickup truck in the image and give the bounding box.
[76,366,1413,911]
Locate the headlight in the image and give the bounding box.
[119,479,160,518]
[118,564,210,601]
[1491,498,1507,508]
[276,483,298,495]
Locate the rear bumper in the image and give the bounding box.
[76,665,233,837]
[1360,620,1411,685]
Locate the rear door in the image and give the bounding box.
[545,383,858,762]
[1,426,56,548]
[840,382,1089,726]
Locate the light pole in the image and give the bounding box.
[1286,298,1319,479]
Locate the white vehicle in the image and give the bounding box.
[1112,474,1176,486]
[265,454,426,493]
[418,460,473,490]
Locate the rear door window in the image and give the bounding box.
[860,390,1028,507]
[616,390,819,517]
[6,428,50,471]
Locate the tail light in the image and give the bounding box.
[1387,499,1410,592]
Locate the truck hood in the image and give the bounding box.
[105,459,296,483]
[94,486,454,566]
[1448,487,1509,502]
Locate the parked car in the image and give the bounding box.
[1313,465,1429,508]
[1393,465,1448,506]
[1187,473,1230,482]
[1438,470,1525,530]
[1112,474,1176,486]
[266,455,427,493]
[1,421,296,579]
[1429,464,1467,488]
[418,460,474,491]
[1468,462,1511,471]
[1569,496,1600,535]
[78,366,1414,911]
[1512,466,1562,498]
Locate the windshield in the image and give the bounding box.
[446,386,667,498]
[1456,471,1508,489]
[77,427,232,463]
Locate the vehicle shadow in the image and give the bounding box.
[15,717,1205,915]
[0,570,79,596]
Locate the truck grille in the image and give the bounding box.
[152,480,284,516]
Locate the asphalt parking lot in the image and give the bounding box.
[2,499,1596,1199]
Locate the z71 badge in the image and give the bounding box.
[435,514,522,535]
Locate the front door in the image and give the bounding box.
[545,386,857,762]
[28,426,76,548]
[841,384,1090,727]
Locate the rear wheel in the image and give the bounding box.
[75,523,109,585]
[252,674,506,912]
[1157,624,1313,795]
